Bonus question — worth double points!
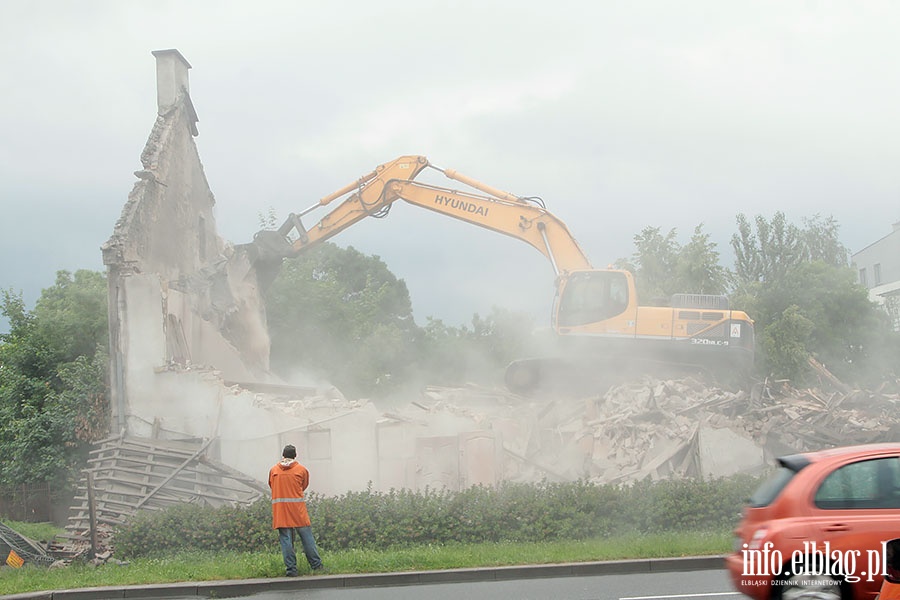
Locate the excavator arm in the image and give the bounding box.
[249,155,592,276]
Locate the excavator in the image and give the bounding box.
[247,155,754,394]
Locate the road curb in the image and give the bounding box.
[1,555,726,600]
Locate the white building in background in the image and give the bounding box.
[852,222,900,331]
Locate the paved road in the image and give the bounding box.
[216,568,738,600]
[216,570,740,600]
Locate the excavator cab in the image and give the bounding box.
[504,268,754,395]
[555,270,633,328]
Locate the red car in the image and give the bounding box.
[726,443,900,600]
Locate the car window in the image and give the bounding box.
[747,454,811,508]
[749,466,798,508]
[814,456,900,509]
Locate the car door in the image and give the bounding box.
[807,454,900,597]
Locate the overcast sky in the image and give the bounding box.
[1,1,898,331]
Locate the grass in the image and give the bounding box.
[1,521,60,544]
[0,528,731,596]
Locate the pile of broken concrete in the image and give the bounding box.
[408,375,900,485]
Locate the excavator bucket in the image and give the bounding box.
[245,229,294,264]
[235,211,314,291]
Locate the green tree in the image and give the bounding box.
[760,304,814,380]
[0,270,109,486]
[731,212,848,288]
[730,213,894,385]
[620,226,680,302]
[618,224,727,301]
[419,308,536,387]
[755,261,895,385]
[265,243,422,399]
[799,214,850,266]
[265,242,537,395]
[675,224,728,295]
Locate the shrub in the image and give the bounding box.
[114,500,272,559]
[617,474,760,534]
[113,474,761,559]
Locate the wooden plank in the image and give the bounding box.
[197,456,269,494]
[137,438,211,509]
[89,471,255,495]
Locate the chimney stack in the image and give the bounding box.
[151,49,192,113]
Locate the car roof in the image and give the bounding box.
[789,443,900,463]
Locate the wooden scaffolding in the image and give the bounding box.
[57,434,267,558]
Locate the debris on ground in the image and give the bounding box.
[405,375,900,485]
[0,521,54,568]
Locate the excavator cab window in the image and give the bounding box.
[556,271,629,327]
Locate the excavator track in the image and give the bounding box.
[505,350,751,397]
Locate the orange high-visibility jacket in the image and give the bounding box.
[268,459,311,529]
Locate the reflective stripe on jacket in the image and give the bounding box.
[268,460,311,528]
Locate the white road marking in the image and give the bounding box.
[620,593,742,600]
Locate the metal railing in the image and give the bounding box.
[0,482,57,523]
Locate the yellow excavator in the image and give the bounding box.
[247,155,754,393]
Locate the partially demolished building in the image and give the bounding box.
[99,50,391,498]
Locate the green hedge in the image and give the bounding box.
[113,475,761,559]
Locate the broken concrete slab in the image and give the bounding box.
[697,425,766,478]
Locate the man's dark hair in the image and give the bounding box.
[282,444,297,459]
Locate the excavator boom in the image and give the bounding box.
[250,155,591,276]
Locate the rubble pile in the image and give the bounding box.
[411,375,900,486]
[729,379,900,450]
[45,524,118,566]
[249,383,363,414]
[585,376,900,482]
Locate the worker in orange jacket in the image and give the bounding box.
[268,444,323,576]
